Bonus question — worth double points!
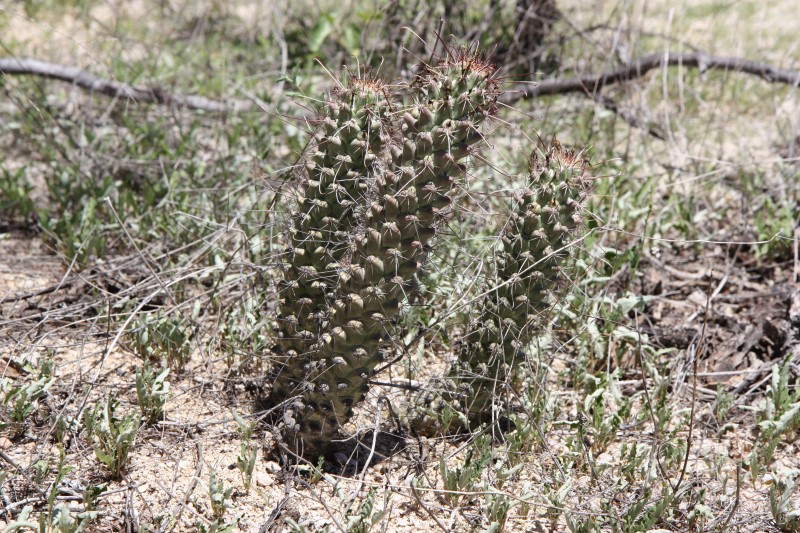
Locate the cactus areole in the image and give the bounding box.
[267,49,501,459]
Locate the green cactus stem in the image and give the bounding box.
[270,49,502,458]
[267,75,395,440]
[418,143,591,431]
[277,75,394,335]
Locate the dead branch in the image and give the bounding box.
[2,51,798,115]
[506,50,800,103]
[0,57,256,113]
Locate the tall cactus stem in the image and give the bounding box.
[268,75,395,452]
[270,49,502,458]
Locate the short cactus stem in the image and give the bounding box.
[269,49,502,458]
[415,143,591,432]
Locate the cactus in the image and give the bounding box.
[268,74,395,447]
[416,144,591,430]
[268,49,501,458]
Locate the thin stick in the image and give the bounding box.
[672,277,712,497]
[0,57,255,112]
[409,479,451,533]
[169,437,203,531]
[503,50,800,104]
[719,462,742,530]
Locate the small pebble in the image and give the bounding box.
[264,460,281,473]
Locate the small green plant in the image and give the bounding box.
[713,384,735,422]
[0,166,35,223]
[284,486,386,532]
[565,514,601,533]
[31,456,51,484]
[206,469,232,520]
[308,455,326,484]
[611,487,672,532]
[131,313,193,371]
[1,358,55,430]
[1,447,99,532]
[484,491,515,532]
[618,442,649,483]
[749,359,800,477]
[135,363,170,425]
[765,359,800,420]
[195,469,239,533]
[345,489,385,533]
[49,503,99,533]
[2,503,99,533]
[440,435,493,505]
[687,500,713,532]
[582,370,631,454]
[283,519,309,533]
[233,411,258,493]
[37,174,113,266]
[1,372,54,438]
[219,297,269,372]
[739,169,798,260]
[51,412,80,445]
[82,395,140,479]
[751,403,800,479]
[82,482,107,513]
[505,414,540,466]
[770,472,800,531]
[196,520,240,533]
[543,480,571,530]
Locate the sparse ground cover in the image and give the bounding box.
[1,1,799,531]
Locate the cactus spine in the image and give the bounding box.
[269,50,501,458]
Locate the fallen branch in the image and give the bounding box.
[0,57,256,112]
[2,51,798,115]
[506,51,800,103]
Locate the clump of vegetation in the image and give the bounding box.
[131,313,193,372]
[135,362,170,425]
[233,410,258,493]
[196,469,239,533]
[1,358,55,439]
[82,395,140,479]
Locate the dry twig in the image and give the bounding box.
[506,50,800,103]
[0,57,255,112]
